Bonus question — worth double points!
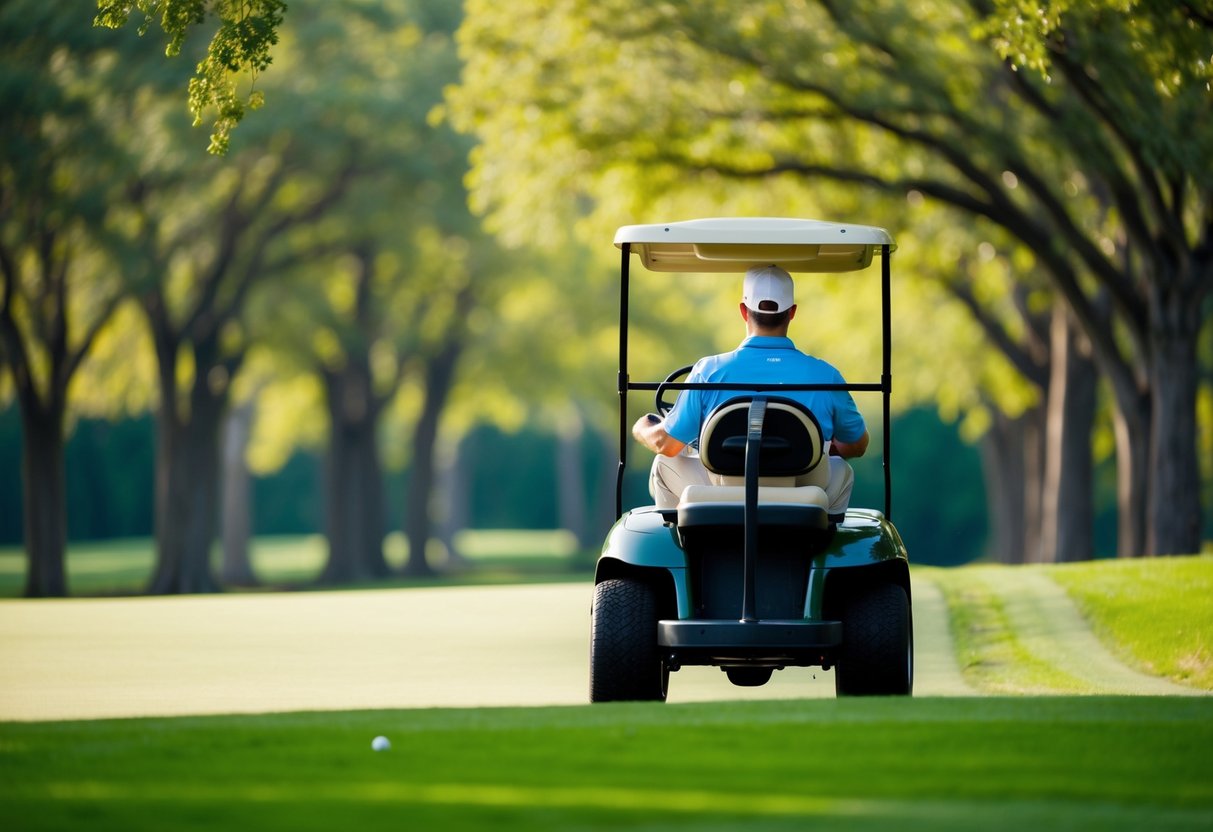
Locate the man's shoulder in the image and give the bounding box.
[757,345,838,375]
[692,349,739,377]
[794,352,841,373]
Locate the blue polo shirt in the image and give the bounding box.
[663,336,866,447]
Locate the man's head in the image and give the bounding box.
[741,265,796,333]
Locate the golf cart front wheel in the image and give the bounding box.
[590,578,668,703]
[835,582,913,697]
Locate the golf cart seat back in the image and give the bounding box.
[677,397,830,532]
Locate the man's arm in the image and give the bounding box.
[831,429,869,459]
[632,413,687,457]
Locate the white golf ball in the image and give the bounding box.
[371,736,391,752]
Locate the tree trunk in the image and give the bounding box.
[1108,392,1150,558]
[19,403,68,597]
[1039,304,1096,563]
[980,410,1026,564]
[150,429,222,594]
[980,405,1046,564]
[147,334,234,595]
[436,435,471,568]
[597,425,621,538]
[1021,403,1047,564]
[1148,320,1202,555]
[220,401,257,586]
[403,341,463,577]
[1092,336,1152,559]
[557,410,590,550]
[319,362,389,584]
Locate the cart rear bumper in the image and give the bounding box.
[658,619,842,667]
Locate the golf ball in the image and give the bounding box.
[371,736,391,752]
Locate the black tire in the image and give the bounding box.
[590,578,668,703]
[725,667,774,687]
[835,582,913,697]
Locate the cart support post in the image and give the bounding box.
[741,397,768,623]
[882,243,892,521]
[616,243,631,520]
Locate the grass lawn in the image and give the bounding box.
[1,697,1210,831]
[2,549,1210,829]
[927,566,1092,694]
[1048,555,1213,689]
[0,530,592,597]
[929,557,1213,694]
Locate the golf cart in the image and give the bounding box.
[590,217,913,701]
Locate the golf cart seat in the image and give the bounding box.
[676,397,830,533]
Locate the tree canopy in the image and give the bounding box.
[95,0,286,154]
[448,0,1213,556]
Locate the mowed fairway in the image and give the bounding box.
[0,575,972,721]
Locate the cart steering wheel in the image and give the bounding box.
[655,364,695,418]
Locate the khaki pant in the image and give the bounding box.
[648,451,856,516]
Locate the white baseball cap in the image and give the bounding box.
[742,265,795,313]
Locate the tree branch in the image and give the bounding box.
[946,276,1049,389]
[0,238,37,408]
[64,289,127,382]
[213,156,360,329]
[1046,37,1182,255]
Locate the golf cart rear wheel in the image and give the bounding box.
[590,578,668,703]
[835,582,913,697]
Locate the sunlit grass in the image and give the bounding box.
[929,566,1095,694]
[930,560,1213,694]
[452,529,580,559]
[1,698,1210,831]
[0,530,590,597]
[1049,555,1213,690]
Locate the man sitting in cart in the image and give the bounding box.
[632,264,870,522]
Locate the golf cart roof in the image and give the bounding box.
[614,217,895,273]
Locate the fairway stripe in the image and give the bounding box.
[39,780,857,815]
[979,570,1203,696]
[909,573,975,696]
[37,781,1213,827]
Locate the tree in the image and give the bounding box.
[96,47,366,593]
[95,0,287,154]
[0,2,164,595]
[449,0,1212,556]
[141,153,359,594]
[976,0,1211,557]
[237,0,513,581]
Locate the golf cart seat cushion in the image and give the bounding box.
[679,484,828,508]
[699,397,825,478]
[677,487,830,531]
[711,465,828,492]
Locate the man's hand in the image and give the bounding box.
[632,414,687,457]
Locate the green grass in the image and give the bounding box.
[928,558,1213,694]
[1048,555,1213,689]
[0,530,592,597]
[927,567,1095,693]
[3,552,1211,828]
[2,698,1210,831]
